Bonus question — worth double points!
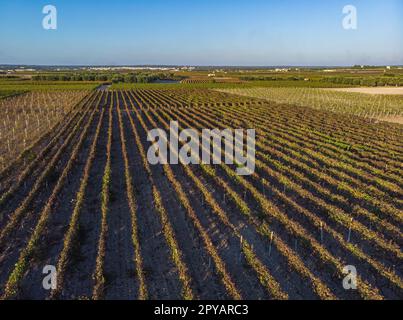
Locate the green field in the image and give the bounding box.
[0,80,101,93]
[110,80,350,90]
[0,89,27,99]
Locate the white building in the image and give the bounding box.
[274,68,289,72]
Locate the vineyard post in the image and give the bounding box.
[320,222,324,243]
[347,218,353,242]
[239,236,244,263]
[268,231,273,257]
[262,178,266,196]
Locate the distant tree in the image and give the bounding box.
[95,74,108,81]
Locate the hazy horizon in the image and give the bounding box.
[1,63,402,68]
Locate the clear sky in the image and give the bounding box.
[0,0,402,66]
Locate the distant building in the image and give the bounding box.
[274,68,289,72]
[15,68,36,72]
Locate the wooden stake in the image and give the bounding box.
[347,218,353,242]
[268,231,273,257]
[320,222,324,243]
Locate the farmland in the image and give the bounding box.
[0,86,401,300]
[0,81,101,91]
[0,90,26,99]
[217,87,403,120]
[0,90,89,171]
[110,79,351,90]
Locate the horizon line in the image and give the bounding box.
[1,64,402,68]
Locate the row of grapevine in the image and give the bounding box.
[120,91,194,300]
[51,92,107,299]
[93,91,114,299]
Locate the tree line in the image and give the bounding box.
[32,72,182,83]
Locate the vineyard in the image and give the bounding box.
[180,79,213,84]
[0,88,402,300]
[0,90,89,171]
[217,87,403,120]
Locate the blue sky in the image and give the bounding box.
[0,0,402,66]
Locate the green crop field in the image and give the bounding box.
[0,80,101,92]
[110,79,349,90]
[0,90,27,99]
